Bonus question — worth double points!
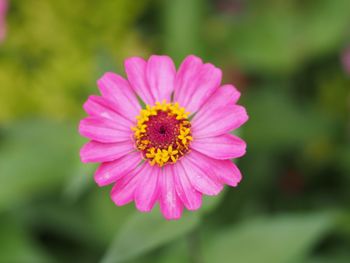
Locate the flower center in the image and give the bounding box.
[132,100,192,167]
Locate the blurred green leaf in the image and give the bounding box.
[121,237,192,263]
[201,188,227,214]
[217,0,350,73]
[85,188,136,245]
[202,212,335,263]
[244,88,334,150]
[302,255,350,263]
[0,216,51,263]
[118,237,191,263]
[101,209,200,263]
[21,202,99,249]
[62,162,95,203]
[0,119,80,211]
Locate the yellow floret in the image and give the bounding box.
[132,101,192,167]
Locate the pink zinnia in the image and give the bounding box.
[79,55,248,220]
[0,0,8,43]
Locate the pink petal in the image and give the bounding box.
[97,73,141,121]
[80,140,135,163]
[83,95,133,124]
[191,134,246,160]
[0,0,7,43]
[183,63,222,113]
[192,84,246,126]
[124,57,155,105]
[214,160,242,187]
[193,151,242,187]
[179,152,223,195]
[174,55,222,113]
[0,0,7,16]
[220,84,241,104]
[159,165,183,220]
[174,55,203,106]
[172,163,202,210]
[79,116,132,143]
[146,55,176,103]
[134,164,160,212]
[192,105,248,138]
[94,151,142,186]
[111,164,144,206]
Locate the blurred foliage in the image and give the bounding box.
[202,212,335,263]
[101,210,200,263]
[0,0,350,262]
[0,120,79,211]
[206,0,350,74]
[0,0,150,121]
[0,215,51,263]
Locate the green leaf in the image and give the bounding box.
[200,188,227,214]
[0,216,51,263]
[85,188,136,245]
[220,0,350,73]
[20,202,99,249]
[157,237,192,263]
[0,119,80,211]
[62,162,95,203]
[301,254,350,263]
[100,208,200,263]
[244,88,333,150]
[202,213,335,263]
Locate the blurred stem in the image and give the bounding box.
[187,228,202,263]
[162,0,204,62]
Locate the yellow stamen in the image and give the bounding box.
[132,101,192,167]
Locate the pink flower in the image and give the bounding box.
[79,55,248,220]
[0,0,8,43]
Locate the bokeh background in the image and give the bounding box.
[1,0,350,262]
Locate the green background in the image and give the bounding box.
[0,0,350,262]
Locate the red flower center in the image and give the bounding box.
[146,111,180,149]
[132,101,192,166]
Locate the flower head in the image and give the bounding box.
[79,55,248,219]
